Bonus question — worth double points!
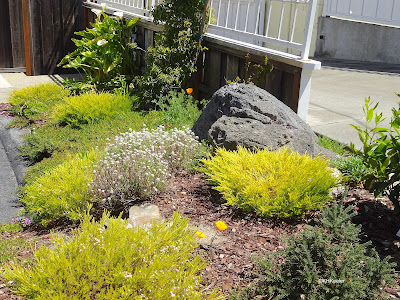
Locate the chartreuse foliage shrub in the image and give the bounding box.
[200,147,339,218]
[351,96,400,213]
[8,83,69,127]
[2,212,222,300]
[231,201,396,300]
[52,93,134,127]
[20,151,99,223]
[91,126,201,210]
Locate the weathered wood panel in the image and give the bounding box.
[0,0,13,68]
[201,39,302,112]
[27,0,84,75]
[9,0,25,68]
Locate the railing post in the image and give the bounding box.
[322,0,329,17]
[300,0,318,60]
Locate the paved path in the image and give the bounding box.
[308,60,400,150]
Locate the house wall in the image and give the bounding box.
[315,16,400,64]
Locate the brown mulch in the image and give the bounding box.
[0,103,13,117]
[0,172,399,298]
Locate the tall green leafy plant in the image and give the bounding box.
[350,96,400,213]
[133,0,207,106]
[58,10,140,85]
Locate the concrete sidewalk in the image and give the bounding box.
[308,61,400,150]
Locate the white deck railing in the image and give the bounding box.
[323,0,400,28]
[85,0,318,60]
[207,0,318,59]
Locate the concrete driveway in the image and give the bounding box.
[308,63,400,150]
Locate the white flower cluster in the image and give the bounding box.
[91,126,200,208]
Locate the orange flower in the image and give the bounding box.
[196,231,206,239]
[216,221,228,231]
[186,88,193,95]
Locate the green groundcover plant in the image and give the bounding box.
[231,201,396,300]
[2,212,222,300]
[8,83,69,127]
[200,146,339,218]
[350,96,400,213]
[20,110,163,167]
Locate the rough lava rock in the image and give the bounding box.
[192,83,332,157]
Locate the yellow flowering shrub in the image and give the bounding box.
[2,212,223,300]
[200,147,339,219]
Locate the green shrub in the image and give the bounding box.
[52,93,133,127]
[8,83,69,126]
[20,151,98,223]
[2,212,222,299]
[155,90,204,129]
[318,135,349,156]
[200,147,339,218]
[91,126,201,210]
[350,96,400,213]
[231,201,396,300]
[332,156,371,184]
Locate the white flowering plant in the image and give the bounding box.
[91,126,201,210]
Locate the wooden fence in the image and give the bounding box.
[0,0,84,75]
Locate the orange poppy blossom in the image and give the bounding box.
[215,221,228,231]
[196,231,206,239]
[186,87,193,95]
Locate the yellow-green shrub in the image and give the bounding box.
[2,212,222,300]
[53,93,133,127]
[8,83,69,125]
[20,151,99,223]
[200,147,339,218]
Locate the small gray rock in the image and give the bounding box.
[128,204,162,228]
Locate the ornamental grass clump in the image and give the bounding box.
[200,146,339,219]
[91,126,200,210]
[2,212,222,299]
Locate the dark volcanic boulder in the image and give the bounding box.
[192,83,328,156]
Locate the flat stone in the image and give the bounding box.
[128,204,163,228]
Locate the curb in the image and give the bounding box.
[0,116,29,185]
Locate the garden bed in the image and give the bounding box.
[1,168,399,298]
